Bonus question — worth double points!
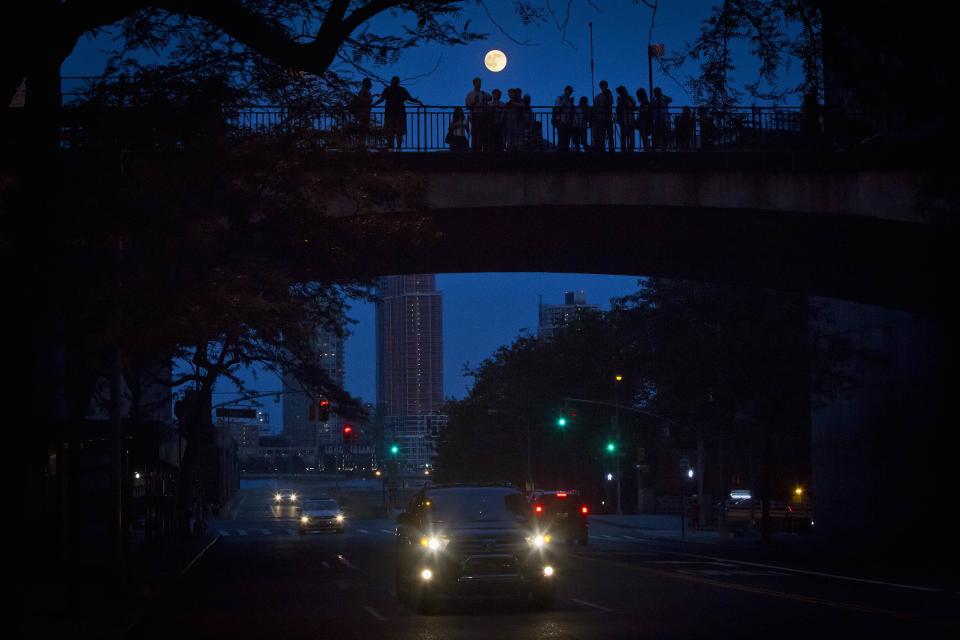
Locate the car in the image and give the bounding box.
[394,483,557,613]
[298,498,346,533]
[273,489,298,505]
[529,489,589,546]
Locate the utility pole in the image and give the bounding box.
[613,375,623,515]
[589,23,596,102]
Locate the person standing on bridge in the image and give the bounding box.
[615,85,637,152]
[349,78,373,146]
[635,88,651,150]
[651,86,673,150]
[372,76,423,150]
[465,77,492,152]
[593,80,614,152]
[446,107,469,152]
[572,96,591,151]
[488,88,505,152]
[552,85,576,152]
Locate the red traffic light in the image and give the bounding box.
[534,504,543,514]
[580,506,589,515]
[343,425,353,434]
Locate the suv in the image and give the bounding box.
[394,483,557,612]
[529,490,589,546]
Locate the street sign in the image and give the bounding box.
[215,407,257,419]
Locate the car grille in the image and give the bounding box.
[448,536,526,555]
[462,555,517,576]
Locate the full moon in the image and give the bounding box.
[484,49,507,72]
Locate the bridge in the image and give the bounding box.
[19,87,951,312]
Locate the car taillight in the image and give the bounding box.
[534,505,543,514]
[557,492,567,498]
[581,506,589,515]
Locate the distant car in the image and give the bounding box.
[528,489,589,545]
[299,498,345,533]
[274,490,298,505]
[394,483,557,613]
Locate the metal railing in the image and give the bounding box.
[46,78,819,152]
[225,104,809,152]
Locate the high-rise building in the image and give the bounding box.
[538,291,600,339]
[376,275,444,470]
[282,328,345,448]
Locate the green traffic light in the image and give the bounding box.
[606,442,617,453]
[390,444,399,455]
[556,416,567,428]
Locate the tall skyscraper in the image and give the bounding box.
[538,290,600,339]
[282,328,345,448]
[376,275,444,470]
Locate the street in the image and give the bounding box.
[129,479,958,639]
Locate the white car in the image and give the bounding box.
[274,489,298,505]
[299,498,345,533]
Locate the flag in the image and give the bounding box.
[649,43,665,58]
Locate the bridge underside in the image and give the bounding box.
[349,204,945,313]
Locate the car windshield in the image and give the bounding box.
[425,489,527,524]
[304,500,338,510]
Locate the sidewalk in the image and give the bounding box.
[21,531,219,638]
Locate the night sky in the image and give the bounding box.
[60,1,793,427]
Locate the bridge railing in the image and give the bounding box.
[50,77,815,152]
[226,104,809,152]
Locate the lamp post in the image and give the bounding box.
[612,374,623,515]
[681,467,694,538]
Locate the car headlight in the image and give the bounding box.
[419,536,449,551]
[290,494,297,501]
[335,514,345,523]
[526,534,552,548]
[301,516,309,524]
[275,494,282,501]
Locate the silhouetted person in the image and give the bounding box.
[676,106,694,150]
[593,80,614,151]
[651,86,672,150]
[635,88,651,150]
[447,106,469,151]
[572,96,591,151]
[488,88,505,152]
[349,78,373,146]
[372,76,422,149]
[616,85,637,152]
[504,88,525,150]
[552,85,575,152]
[465,77,491,152]
[697,106,715,150]
[801,92,823,149]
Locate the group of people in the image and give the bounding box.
[348,75,699,152]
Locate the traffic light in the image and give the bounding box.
[555,407,576,429]
[556,415,567,428]
[605,441,617,454]
[318,399,331,422]
[390,443,399,456]
[342,424,354,445]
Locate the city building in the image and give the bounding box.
[282,328,345,448]
[376,275,445,471]
[537,291,600,339]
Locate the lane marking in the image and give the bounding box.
[380,529,394,534]
[284,529,295,536]
[622,535,638,540]
[576,554,952,626]
[646,560,737,567]
[655,549,944,593]
[597,534,614,539]
[232,496,244,521]
[337,554,356,569]
[260,529,272,535]
[237,529,248,537]
[217,530,230,537]
[178,535,220,579]
[358,528,369,534]
[364,605,386,621]
[570,598,613,612]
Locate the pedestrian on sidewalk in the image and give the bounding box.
[690,497,701,532]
